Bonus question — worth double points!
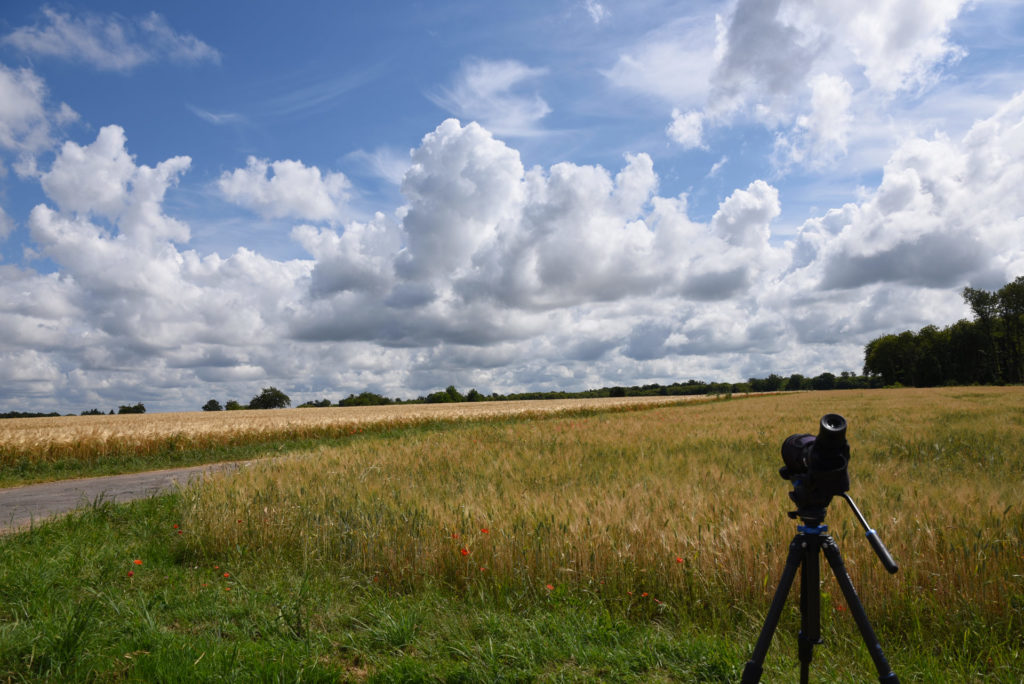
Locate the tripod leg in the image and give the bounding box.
[741,537,804,684]
[798,537,822,684]
[820,536,899,683]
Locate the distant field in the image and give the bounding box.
[1,387,1021,681]
[0,395,712,486]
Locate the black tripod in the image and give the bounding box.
[741,494,899,683]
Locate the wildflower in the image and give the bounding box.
[545,584,554,591]
[627,591,633,596]
[480,528,489,534]
[133,559,143,566]
[225,587,232,592]
[127,570,134,578]
[479,566,487,572]
[237,519,243,524]
[641,592,649,597]
[452,533,459,539]
[177,530,183,535]
[676,557,684,563]
[173,524,179,529]
[223,572,230,578]
[460,548,469,556]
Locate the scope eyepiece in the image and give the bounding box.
[780,413,851,509]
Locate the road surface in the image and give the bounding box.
[0,461,248,534]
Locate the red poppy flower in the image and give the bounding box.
[480,528,489,534]
[133,559,143,566]
[676,557,684,563]
[127,570,134,578]
[223,572,230,578]
[460,548,469,556]
[545,584,554,591]
[173,524,179,529]
[641,592,649,597]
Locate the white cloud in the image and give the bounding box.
[646,0,971,169]
[345,147,411,185]
[187,105,243,126]
[774,73,854,168]
[218,157,351,224]
[0,63,76,176]
[667,109,705,149]
[3,8,220,71]
[0,205,13,241]
[41,125,191,243]
[583,0,608,24]
[602,17,717,107]
[431,59,551,136]
[4,89,1024,411]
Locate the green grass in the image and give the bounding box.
[1,388,1022,681]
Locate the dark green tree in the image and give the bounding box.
[248,387,291,409]
[202,399,223,412]
[225,400,243,410]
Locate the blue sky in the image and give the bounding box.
[1,1,1023,412]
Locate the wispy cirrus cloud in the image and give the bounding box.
[430,59,551,137]
[3,7,220,72]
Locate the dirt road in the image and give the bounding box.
[0,461,247,534]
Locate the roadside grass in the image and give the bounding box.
[1,387,1022,681]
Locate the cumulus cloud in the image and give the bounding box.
[636,0,970,166]
[218,157,351,224]
[667,109,705,149]
[431,59,551,136]
[4,87,1024,411]
[3,7,220,71]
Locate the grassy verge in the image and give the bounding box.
[1,387,1022,681]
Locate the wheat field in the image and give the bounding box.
[0,395,711,471]
[181,387,1024,640]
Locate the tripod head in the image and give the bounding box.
[779,414,898,574]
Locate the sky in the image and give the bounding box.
[1,1,1023,413]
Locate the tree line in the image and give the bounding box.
[276,371,877,412]
[864,276,1024,387]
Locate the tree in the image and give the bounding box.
[810,373,836,391]
[117,403,145,414]
[81,408,104,416]
[465,388,483,402]
[202,399,223,412]
[225,400,243,410]
[248,387,291,409]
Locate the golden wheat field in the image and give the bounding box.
[0,395,711,469]
[180,387,1024,638]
